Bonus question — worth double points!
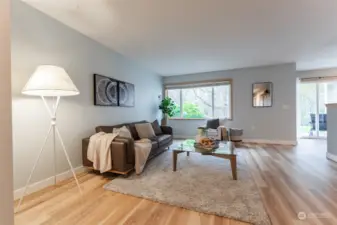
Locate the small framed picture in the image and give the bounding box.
[252,82,273,107]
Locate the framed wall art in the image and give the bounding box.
[94,74,135,107]
[118,81,135,107]
[94,74,119,106]
[252,82,273,107]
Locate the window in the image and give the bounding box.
[166,80,232,119]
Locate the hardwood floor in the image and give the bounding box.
[14,139,337,225]
[240,139,337,225]
[14,173,249,225]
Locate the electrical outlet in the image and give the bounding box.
[282,104,289,110]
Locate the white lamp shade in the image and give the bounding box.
[22,65,80,96]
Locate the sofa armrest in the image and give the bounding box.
[113,137,135,164]
[109,141,132,171]
[161,126,173,135]
[82,136,135,171]
[114,137,134,143]
[82,137,91,167]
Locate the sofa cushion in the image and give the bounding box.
[135,123,156,139]
[127,124,140,140]
[96,120,147,136]
[151,141,159,149]
[157,134,173,147]
[113,126,132,139]
[151,120,163,135]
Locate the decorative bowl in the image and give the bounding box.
[194,140,219,151]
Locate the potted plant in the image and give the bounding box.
[159,97,177,126]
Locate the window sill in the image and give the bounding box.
[168,118,233,121]
[168,118,206,120]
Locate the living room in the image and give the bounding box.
[1,0,337,225]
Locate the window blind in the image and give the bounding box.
[300,76,337,83]
[165,79,232,89]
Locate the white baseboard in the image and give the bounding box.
[14,166,87,200]
[242,139,297,145]
[327,152,337,163]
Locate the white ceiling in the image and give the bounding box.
[22,0,337,76]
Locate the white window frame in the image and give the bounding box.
[165,79,233,120]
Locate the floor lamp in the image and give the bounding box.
[16,65,82,212]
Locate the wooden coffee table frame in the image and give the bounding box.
[172,150,237,180]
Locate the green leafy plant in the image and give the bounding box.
[159,97,177,117]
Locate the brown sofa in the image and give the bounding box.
[82,120,173,175]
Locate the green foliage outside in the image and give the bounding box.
[172,104,181,117]
[182,102,204,118]
[171,101,205,118]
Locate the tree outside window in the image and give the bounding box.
[167,84,231,119]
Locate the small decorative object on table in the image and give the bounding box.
[197,127,207,136]
[194,137,220,151]
[195,127,207,143]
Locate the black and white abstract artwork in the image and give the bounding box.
[118,81,135,107]
[94,74,119,106]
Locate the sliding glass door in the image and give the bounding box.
[298,79,337,138]
[318,83,327,138]
[299,83,318,138]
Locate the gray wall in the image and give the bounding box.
[12,0,162,190]
[164,64,298,142]
[0,0,14,223]
[327,104,337,157]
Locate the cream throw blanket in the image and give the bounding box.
[87,131,152,174]
[134,139,152,174]
[87,132,117,173]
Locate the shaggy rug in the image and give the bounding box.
[104,150,271,225]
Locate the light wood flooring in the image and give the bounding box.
[241,139,337,225]
[15,139,337,225]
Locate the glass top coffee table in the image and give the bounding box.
[172,139,237,180]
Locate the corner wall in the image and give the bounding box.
[327,104,337,162]
[164,63,297,143]
[12,0,162,190]
[0,0,14,223]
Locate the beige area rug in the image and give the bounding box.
[104,150,271,225]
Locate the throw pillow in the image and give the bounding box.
[127,124,140,140]
[113,126,132,139]
[151,119,163,135]
[206,119,220,129]
[135,123,156,139]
